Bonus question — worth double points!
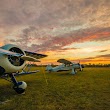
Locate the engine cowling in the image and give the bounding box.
[0,44,26,73]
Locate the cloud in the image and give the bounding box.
[83,54,110,60]
[76,53,110,64]
[9,25,110,52]
[80,59,110,63]
[97,54,110,58]
[99,49,108,53]
[0,0,110,53]
[0,0,110,29]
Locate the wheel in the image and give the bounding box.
[13,86,25,94]
[13,81,27,94]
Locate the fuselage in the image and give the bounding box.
[46,63,82,72]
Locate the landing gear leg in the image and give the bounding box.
[9,73,26,94]
[71,68,76,75]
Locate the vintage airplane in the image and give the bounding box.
[0,44,47,94]
[46,59,84,74]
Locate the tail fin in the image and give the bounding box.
[46,64,53,71]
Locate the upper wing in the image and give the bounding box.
[57,59,72,65]
[24,51,47,59]
[0,48,22,56]
[0,48,47,62]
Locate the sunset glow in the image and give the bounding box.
[0,0,110,64]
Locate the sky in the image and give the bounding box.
[0,0,110,64]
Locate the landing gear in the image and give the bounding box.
[71,68,76,74]
[9,74,27,94]
[1,73,27,94]
[13,81,27,94]
[13,86,25,94]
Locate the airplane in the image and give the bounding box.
[0,44,47,94]
[46,59,84,74]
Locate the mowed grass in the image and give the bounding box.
[0,67,110,110]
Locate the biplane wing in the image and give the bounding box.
[21,55,40,62]
[57,59,72,65]
[0,48,22,56]
[24,51,47,59]
[0,48,41,62]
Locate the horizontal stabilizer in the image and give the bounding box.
[21,55,40,62]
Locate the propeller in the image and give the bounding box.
[8,56,21,66]
[8,47,24,66]
[8,47,40,66]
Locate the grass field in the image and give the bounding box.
[0,67,110,110]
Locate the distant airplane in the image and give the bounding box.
[46,59,84,74]
[0,44,47,94]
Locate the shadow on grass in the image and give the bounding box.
[57,72,76,76]
[0,84,17,102]
[0,79,42,100]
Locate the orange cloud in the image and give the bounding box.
[0,37,4,46]
[80,54,110,64]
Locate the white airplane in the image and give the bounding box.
[46,59,84,74]
[0,44,47,94]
